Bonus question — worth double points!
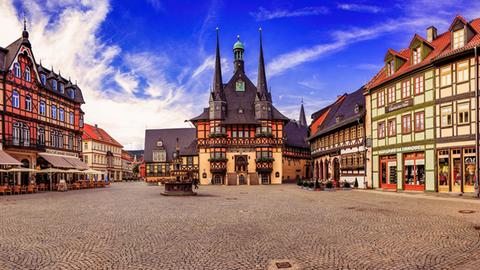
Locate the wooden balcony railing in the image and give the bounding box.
[199,137,283,147]
[210,160,227,173]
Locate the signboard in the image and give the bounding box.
[386,98,413,113]
[46,149,78,157]
[377,145,424,155]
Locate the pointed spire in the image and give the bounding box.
[212,27,223,99]
[299,101,307,127]
[22,11,29,40]
[257,27,268,97]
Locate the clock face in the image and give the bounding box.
[236,80,245,92]
[157,140,163,147]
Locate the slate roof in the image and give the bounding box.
[144,128,197,163]
[310,87,365,139]
[284,120,309,149]
[367,15,480,91]
[0,31,85,104]
[126,150,144,157]
[82,123,123,148]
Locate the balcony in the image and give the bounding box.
[209,158,227,173]
[255,158,274,173]
[4,137,46,151]
[198,137,283,148]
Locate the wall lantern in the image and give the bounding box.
[275,172,280,178]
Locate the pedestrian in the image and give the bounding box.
[193,178,199,189]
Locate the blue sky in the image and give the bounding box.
[1,0,478,149]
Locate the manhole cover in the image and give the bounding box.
[276,262,292,269]
[459,210,475,214]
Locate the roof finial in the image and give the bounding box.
[301,97,304,104]
[23,11,27,31]
[237,34,240,41]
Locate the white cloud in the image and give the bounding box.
[337,3,384,13]
[251,6,329,21]
[114,71,139,94]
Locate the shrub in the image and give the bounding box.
[297,178,302,186]
[315,179,320,188]
[326,181,333,189]
[303,181,308,187]
[309,182,314,189]
[343,181,351,188]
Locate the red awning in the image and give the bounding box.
[0,150,22,165]
[39,153,88,170]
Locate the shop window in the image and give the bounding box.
[377,90,385,107]
[387,119,396,137]
[414,111,425,132]
[440,66,452,86]
[402,80,410,98]
[404,152,425,187]
[457,102,469,124]
[457,61,469,82]
[464,148,476,188]
[414,76,424,95]
[441,106,452,127]
[438,150,449,188]
[402,114,411,134]
[387,86,395,104]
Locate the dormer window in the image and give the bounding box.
[238,107,244,114]
[52,80,57,91]
[412,47,421,65]
[336,115,343,123]
[453,29,465,49]
[387,60,395,76]
[354,104,360,114]
[69,89,75,99]
[59,83,64,94]
[157,140,163,147]
[40,74,46,85]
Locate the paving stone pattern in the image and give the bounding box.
[1,183,480,269]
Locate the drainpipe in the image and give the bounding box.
[475,46,479,198]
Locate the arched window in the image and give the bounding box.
[40,74,46,85]
[51,105,57,119]
[25,95,32,111]
[52,80,57,91]
[59,83,64,94]
[39,101,46,116]
[12,122,29,146]
[25,67,31,82]
[59,108,64,121]
[12,91,20,108]
[69,112,74,124]
[13,63,21,78]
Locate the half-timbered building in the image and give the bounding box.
[0,22,86,185]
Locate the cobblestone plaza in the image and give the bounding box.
[1,183,480,269]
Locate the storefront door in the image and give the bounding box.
[380,155,397,190]
[451,149,462,193]
[463,148,476,193]
[437,150,450,192]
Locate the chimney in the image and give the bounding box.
[94,124,98,128]
[427,26,437,42]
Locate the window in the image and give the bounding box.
[402,80,410,98]
[25,67,31,82]
[59,83,64,94]
[458,102,470,124]
[39,101,46,116]
[387,60,395,76]
[13,63,21,78]
[402,114,411,134]
[37,128,45,145]
[69,112,74,124]
[377,91,385,107]
[387,119,396,137]
[387,87,396,104]
[414,111,425,131]
[457,61,469,82]
[68,135,73,150]
[41,74,46,85]
[51,105,57,119]
[412,47,421,65]
[414,76,424,95]
[59,108,65,121]
[453,29,465,49]
[12,91,20,108]
[152,150,166,162]
[79,115,84,127]
[378,121,386,138]
[440,66,452,86]
[52,80,57,91]
[69,89,75,99]
[25,95,32,111]
[441,106,452,127]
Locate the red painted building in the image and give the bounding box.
[0,23,86,185]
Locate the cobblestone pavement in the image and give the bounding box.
[1,183,480,270]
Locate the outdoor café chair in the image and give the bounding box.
[21,185,27,194]
[13,186,21,195]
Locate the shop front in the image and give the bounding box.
[437,147,476,193]
[403,152,425,191]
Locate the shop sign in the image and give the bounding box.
[386,99,413,113]
[45,149,78,157]
[378,145,423,155]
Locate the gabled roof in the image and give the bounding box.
[310,87,365,140]
[409,34,434,49]
[448,15,470,31]
[384,48,408,61]
[82,124,123,148]
[144,128,197,163]
[367,15,480,91]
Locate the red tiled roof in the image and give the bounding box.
[82,123,123,148]
[367,16,480,91]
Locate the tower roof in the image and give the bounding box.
[233,35,245,50]
[212,27,224,99]
[257,28,269,98]
[299,101,307,127]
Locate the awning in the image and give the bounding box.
[0,150,21,165]
[39,153,89,170]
